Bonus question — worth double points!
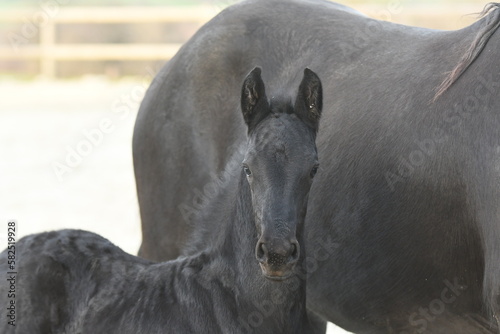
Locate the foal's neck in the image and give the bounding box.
[206,172,309,332]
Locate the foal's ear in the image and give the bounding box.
[241,67,269,131]
[294,68,323,132]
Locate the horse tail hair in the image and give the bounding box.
[433,3,500,101]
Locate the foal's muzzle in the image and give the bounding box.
[255,237,300,280]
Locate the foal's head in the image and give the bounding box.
[240,67,322,280]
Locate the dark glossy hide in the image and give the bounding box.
[0,68,326,334]
[133,1,500,332]
[0,229,324,333]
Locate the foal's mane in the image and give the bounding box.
[434,3,500,100]
[182,145,248,256]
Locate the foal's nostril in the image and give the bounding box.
[289,241,300,262]
[290,243,297,259]
[256,237,300,271]
[257,238,300,268]
[256,242,268,262]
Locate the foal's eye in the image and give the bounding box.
[243,166,252,177]
[310,165,319,178]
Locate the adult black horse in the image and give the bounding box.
[133,0,500,332]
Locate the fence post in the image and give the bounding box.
[39,20,55,79]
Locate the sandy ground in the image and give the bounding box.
[0,79,351,333]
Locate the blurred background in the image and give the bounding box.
[0,1,489,333]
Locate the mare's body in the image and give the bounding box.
[134,0,500,333]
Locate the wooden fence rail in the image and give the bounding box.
[0,4,480,79]
[0,6,220,79]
